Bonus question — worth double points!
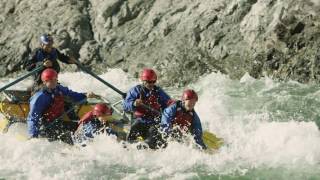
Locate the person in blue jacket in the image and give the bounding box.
[73,103,116,144]
[159,89,207,150]
[123,68,172,145]
[27,68,97,144]
[23,33,76,87]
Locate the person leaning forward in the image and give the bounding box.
[148,89,207,150]
[74,103,116,144]
[123,68,172,146]
[26,68,97,144]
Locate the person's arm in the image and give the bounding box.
[160,104,177,134]
[122,86,140,112]
[191,112,207,150]
[78,112,94,125]
[83,122,95,138]
[24,49,42,71]
[56,49,73,64]
[27,93,50,138]
[158,87,171,109]
[58,85,87,102]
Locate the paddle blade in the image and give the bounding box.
[0,118,9,133]
[15,134,28,141]
[202,131,223,150]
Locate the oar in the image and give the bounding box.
[74,61,160,116]
[0,66,44,93]
[202,131,224,151]
[44,98,87,131]
[2,91,19,103]
[74,60,127,98]
[141,104,161,115]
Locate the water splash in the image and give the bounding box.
[1,70,320,179]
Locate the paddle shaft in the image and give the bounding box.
[0,66,44,93]
[44,98,87,130]
[75,60,160,115]
[141,104,161,115]
[75,61,126,98]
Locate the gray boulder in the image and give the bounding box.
[0,0,319,86]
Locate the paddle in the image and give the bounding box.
[140,103,224,151]
[202,131,224,151]
[74,60,163,114]
[44,98,87,131]
[141,104,161,115]
[37,99,88,144]
[74,60,127,98]
[0,66,44,93]
[62,62,223,149]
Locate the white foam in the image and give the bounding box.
[1,70,320,178]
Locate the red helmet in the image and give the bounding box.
[41,68,58,81]
[92,103,113,116]
[140,68,157,81]
[181,89,198,101]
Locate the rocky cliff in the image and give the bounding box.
[0,0,320,86]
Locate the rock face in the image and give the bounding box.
[0,0,320,86]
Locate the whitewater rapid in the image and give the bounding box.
[1,69,320,179]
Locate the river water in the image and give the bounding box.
[1,69,320,179]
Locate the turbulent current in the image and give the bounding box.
[1,69,320,179]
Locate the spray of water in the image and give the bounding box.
[1,70,320,179]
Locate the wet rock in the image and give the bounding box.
[79,40,101,65]
[0,0,319,87]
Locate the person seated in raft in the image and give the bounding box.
[122,68,173,146]
[27,68,98,144]
[73,103,117,144]
[147,89,207,150]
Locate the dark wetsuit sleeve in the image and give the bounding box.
[56,49,71,64]
[24,49,42,71]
